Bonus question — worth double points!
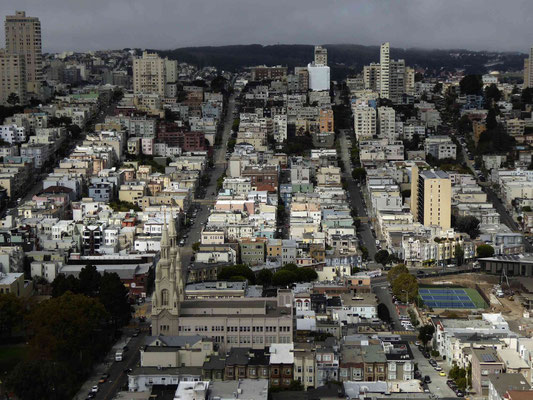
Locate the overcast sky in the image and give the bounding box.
[0,0,532,53]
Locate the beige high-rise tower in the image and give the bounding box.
[133,51,167,96]
[5,11,42,95]
[410,167,451,230]
[0,49,27,105]
[379,42,390,99]
[314,45,328,66]
[524,47,533,89]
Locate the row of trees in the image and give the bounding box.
[217,263,318,287]
[1,265,132,399]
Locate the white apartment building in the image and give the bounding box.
[378,106,396,142]
[0,125,26,144]
[353,105,376,141]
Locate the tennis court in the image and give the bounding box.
[419,287,487,309]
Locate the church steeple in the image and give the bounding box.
[175,246,184,303]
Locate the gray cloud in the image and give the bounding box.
[0,0,531,53]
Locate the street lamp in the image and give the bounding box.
[401,289,409,305]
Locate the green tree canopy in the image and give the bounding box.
[391,273,418,303]
[217,264,256,284]
[79,264,101,297]
[257,269,273,286]
[0,293,26,338]
[51,274,80,297]
[452,215,480,239]
[476,244,495,258]
[418,324,435,349]
[352,167,367,182]
[99,272,131,327]
[6,360,78,400]
[485,84,502,103]
[27,292,110,368]
[272,269,298,286]
[374,249,390,266]
[455,244,465,266]
[459,75,483,95]
[387,264,409,283]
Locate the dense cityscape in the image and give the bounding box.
[1,7,533,400]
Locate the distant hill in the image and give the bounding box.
[155,44,527,80]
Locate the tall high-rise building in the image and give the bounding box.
[363,63,381,91]
[410,167,451,230]
[524,47,533,89]
[314,45,328,66]
[363,42,413,103]
[0,49,26,105]
[133,51,166,96]
[5,11,42,95]
[379,42,390,99]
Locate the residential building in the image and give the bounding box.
[524,47,533,89]
[314,45,327,66]
[0,50,26,105]
[379,42,390,99]
[5,11,42,94]
[488,373,531,400]
[133,51,166,96]
[410,167,452,229]
[472,348,504,395]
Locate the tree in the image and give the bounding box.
[297,267,318,282]
[7,93,20,106]
[418,324,435,349]
[79,264,101,297]
[192,242,201,252]
[51,274,80,297]
[455,244,465,266]
[99,272,131,328]
[218,264,255,284]
[374,250,390,266]
[26,292,110,370]
[476,244,495,258]
[0,293,25,338]
[485,84,502,103]
[6,360,78,400]
[459,75,483,95]
[522,88,533,105]
[432,82,443,94]
[359,246,368,261]
[352,167,367,182]
[377,303,391,322]
[523,206,532,212]
[387,264,409,283]
[272,270,297,287]
[452,215,480,239]
[257,269,273,286]
[391,273,418,303]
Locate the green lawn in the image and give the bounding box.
[0,344,28,374]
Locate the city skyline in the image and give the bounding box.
[0,0,532,53]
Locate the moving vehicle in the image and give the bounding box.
[439,371,446,376]
[115,350,123,361]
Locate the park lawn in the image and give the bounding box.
[0,344,28,374]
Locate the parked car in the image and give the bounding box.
[424,375,431,384]
[455,390,464,397]
[91,386,99,393]
[439,371,446,376]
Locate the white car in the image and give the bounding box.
[91,386,99,393]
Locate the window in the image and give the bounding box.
[161,289,169,306]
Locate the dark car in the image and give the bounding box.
[455,390,464,397]
[123,346,129,352]
[424,375,431,384]
[417,270,426,277]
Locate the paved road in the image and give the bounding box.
[410,344,457,398]
[180,94,235,271]
[74,325,148,400]
[338,128,378,259]
[372,278,402,329]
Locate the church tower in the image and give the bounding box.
[151,215,182,336]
